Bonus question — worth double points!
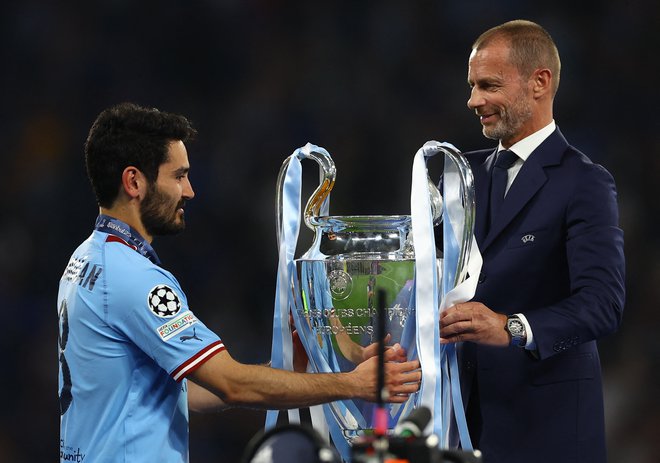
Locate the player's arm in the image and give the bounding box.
[187,356,307,413]
[188,347,420,410]
[187,380,228,413]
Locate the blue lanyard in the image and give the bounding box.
[94,214,161,265]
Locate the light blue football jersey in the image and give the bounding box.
[58,227,224,462]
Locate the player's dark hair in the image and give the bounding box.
[84,102,197,208]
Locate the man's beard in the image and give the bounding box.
[482,93,533,142]
[140,184,186,237]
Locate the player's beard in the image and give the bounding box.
[482,89,533,142]
[141,182,186,237]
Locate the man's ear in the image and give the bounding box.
[121,166,147,200]
[531,68,552,98]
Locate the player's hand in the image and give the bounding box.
[440,302,509,346]
[352,344,421,403]
[360,334,408,364]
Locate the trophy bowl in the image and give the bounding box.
[293,214,418,439]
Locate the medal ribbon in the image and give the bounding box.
[94,214,161,265]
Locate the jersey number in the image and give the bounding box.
[58,299,72,415]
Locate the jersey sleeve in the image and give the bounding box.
[105,250,225,381]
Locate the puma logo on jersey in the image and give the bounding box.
[180,327,202,342]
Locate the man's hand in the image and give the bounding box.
[440,302,509,346]
[360,333,408,364]
[351,344,421,403]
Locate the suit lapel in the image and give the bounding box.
[480,128,569,252]
[481,162,547,250]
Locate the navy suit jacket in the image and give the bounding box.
[461,128,625,463]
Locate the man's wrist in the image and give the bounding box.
[516,313,536,350]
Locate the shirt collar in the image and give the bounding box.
[498,120,556,161]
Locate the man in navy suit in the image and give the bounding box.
[440,20,625,463]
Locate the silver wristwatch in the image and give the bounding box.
[505,315,527,347]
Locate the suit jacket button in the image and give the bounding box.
[478,272,486,283]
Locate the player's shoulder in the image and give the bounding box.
[101,234,181,292]
[100,234,188,321]
[61,232,106,282]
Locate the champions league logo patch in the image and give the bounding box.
[148,285,182,318]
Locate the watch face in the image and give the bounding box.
[507,317,526,347]
[508,319,524,335]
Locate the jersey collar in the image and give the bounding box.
[95,215,161,265]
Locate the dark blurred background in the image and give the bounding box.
[1,0,657,461]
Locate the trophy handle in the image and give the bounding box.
[436,144,476,287]
[275,142,474,287]
[276,145,337,238]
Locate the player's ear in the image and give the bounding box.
[121,166,148,200]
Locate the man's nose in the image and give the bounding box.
[467,87,484,110]
[183,178,195,200]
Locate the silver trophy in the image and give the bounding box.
[273,143,475,452]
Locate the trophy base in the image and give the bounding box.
[342,428,368,443]
[342,427,397,442]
